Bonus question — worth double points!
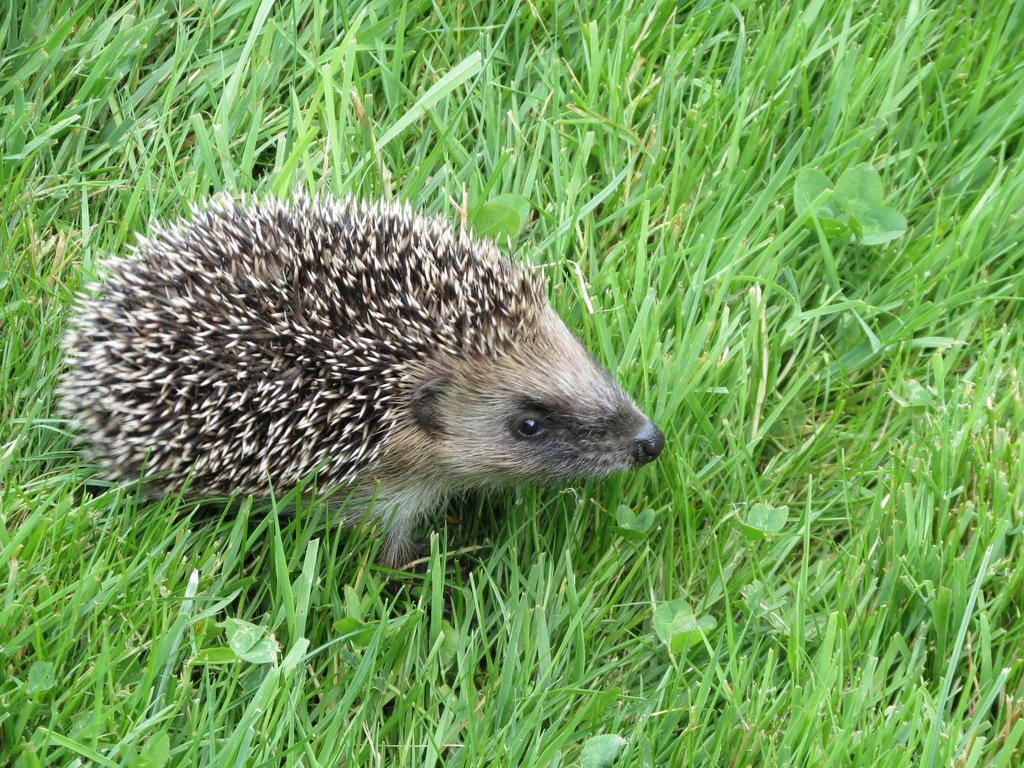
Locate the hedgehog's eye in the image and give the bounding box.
[515,416,549,439]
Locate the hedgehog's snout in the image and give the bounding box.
[631,420,664,465]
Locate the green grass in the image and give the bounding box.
[2,0,1024,765]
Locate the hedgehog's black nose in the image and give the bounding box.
[632,421,664,464]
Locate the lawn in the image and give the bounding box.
[2,0,1024,765]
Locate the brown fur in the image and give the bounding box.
[360,307,648,564]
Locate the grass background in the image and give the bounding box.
[2,0,1024,765]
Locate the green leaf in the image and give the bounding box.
[855,205,907,245]
[832,164,907,245]
[221,618,278,664]
[343,584,364,622]
[846,211,864,240]
[580,734,628,768]
[794,164,907,246]
[472,193,531,240]
[192,646,238,665]
[794,168,834,215]
[890,379,934,409]
[27,661,55,694]
[653,599,714,653]
[740,504,789,540]
[438,619,460,668]
[834,163,885,207]
[615,505,657,535]
[138,732,170,768]
[793,169,847,234]
[333,616,374,648]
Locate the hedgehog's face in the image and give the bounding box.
[406,308,664,485]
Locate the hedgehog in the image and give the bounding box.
[59,193,664,566]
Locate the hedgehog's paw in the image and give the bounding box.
[378,526,430,570]
[370,481,445,569]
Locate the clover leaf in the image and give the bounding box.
[794,164,907,245]
[472,193,531,240]
[653,598,715,653]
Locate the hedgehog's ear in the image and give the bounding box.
[410,374,450,435]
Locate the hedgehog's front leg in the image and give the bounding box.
[379,517,423,568]
[373,481,444,568]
